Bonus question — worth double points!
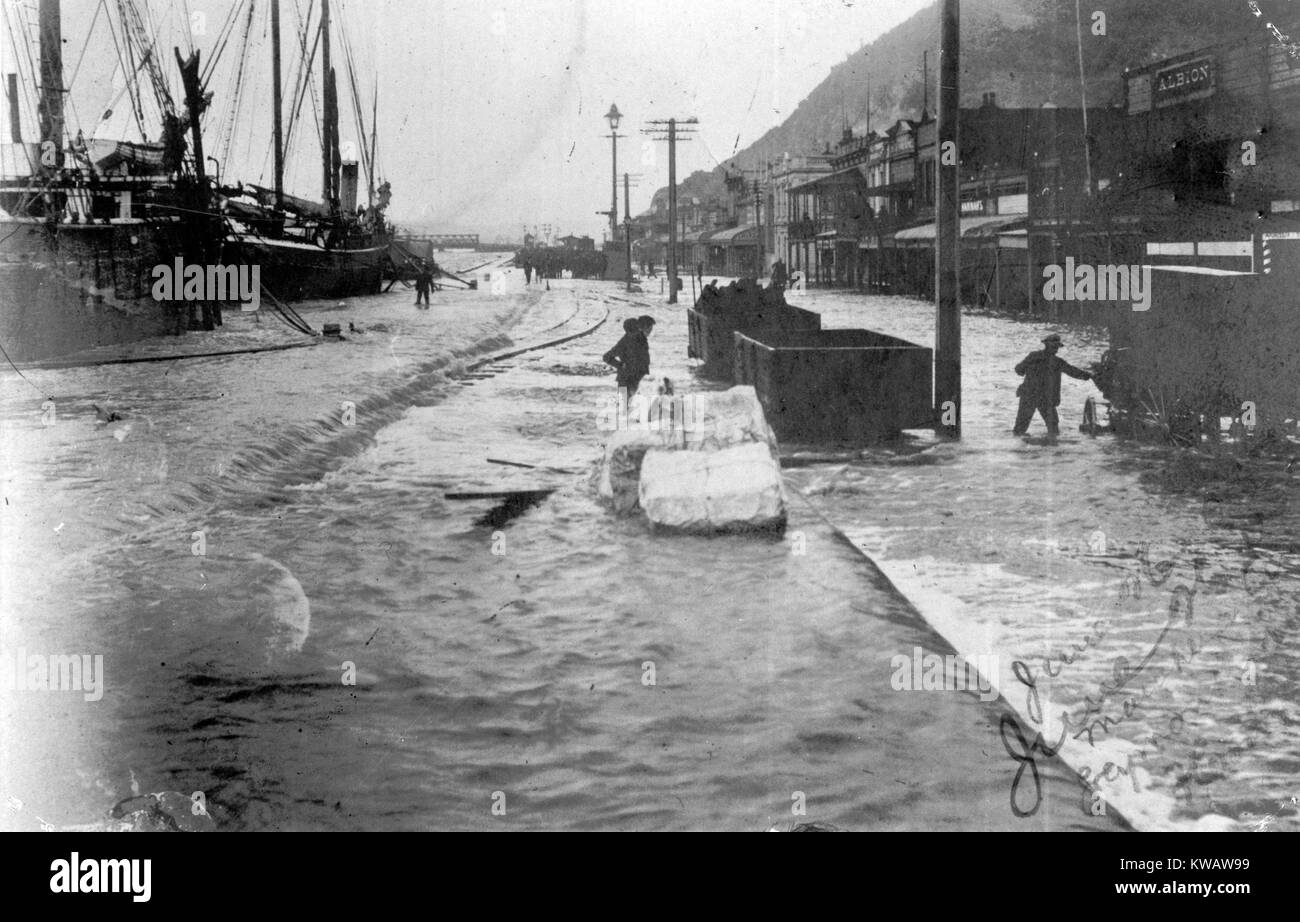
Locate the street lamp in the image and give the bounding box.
[605,104,623,239]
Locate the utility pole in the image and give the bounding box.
[935,0,961,438]
[922,49,929,119]
[753,180,764,276]
[668,120,677,300]
[643,117,698,304]
[1074,0,1093,195]
[624,173,633,292]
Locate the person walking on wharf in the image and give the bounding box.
[603,316,653,403]
[1013,333,1093,436]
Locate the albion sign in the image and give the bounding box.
[1154,57,1214,102]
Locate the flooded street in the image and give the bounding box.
[1,269,1295,831]
[783,286,1300,832]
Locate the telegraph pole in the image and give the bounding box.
[935,0,961,438]
[623,173,638,293]
[669,121,677,299]
[643,117,698,304]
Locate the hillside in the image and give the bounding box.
[659,0,1283,208]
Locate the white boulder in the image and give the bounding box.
[685,385,779,459]
[597,427,674,515]
[597,385,787,530]
[639,441,786,532]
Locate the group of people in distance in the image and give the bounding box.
[515,247,608,281]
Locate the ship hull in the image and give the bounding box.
[226,234,386,302]
[0,218,187,363]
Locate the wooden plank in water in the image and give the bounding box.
[445,489,556,501]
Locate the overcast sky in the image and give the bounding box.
[378,0,934,239]
[3,0,934,240]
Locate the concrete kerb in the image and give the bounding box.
[784,483,1140,832]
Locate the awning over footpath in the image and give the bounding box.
[789,170,867,196]
[890,213,1027,247]
[863,179,915,197]
[707,224,758,245]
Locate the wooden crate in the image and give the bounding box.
[733,329,934,442]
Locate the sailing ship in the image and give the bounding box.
[217,0,390,302]
[0,0,390,363]
[0,0,212,361]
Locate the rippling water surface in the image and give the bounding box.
[2,270,1293,831]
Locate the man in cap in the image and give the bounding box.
[1013,333,1093,436]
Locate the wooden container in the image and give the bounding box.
[733,328,933,442]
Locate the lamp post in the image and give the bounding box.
[604,104,623,239]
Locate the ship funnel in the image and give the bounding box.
[340,161,359,213]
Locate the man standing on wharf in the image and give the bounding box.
[1012,333,1093,437]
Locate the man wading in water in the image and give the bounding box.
[414,264,434,307]
[1012,333,1093,437]
[603,316,654,407]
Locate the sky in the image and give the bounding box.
[1,0,934,241]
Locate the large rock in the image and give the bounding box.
[596,427,674,515]
[685,385,779,458]
[639,441,786,532]
[597,385,786,530]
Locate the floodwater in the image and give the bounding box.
[781,286,1300,832]
[1,267,1293,831]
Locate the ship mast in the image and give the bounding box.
[37,0,64,173]
[320,0,340,212]
[368,85,377,210]
[271,0,285,212]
